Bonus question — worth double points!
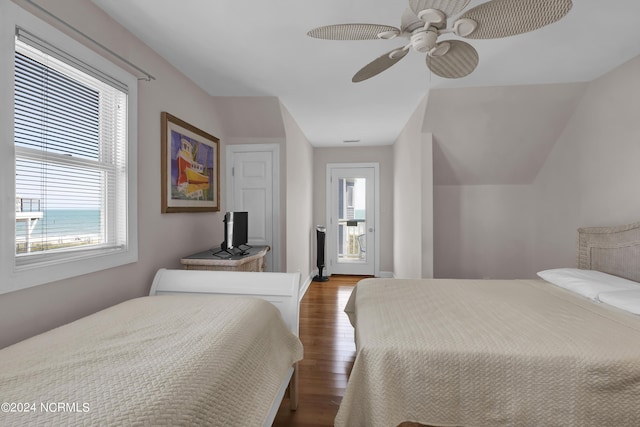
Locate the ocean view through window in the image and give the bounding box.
[15,206,101,254]
[1,4,138,292]
[0,5,139,294]
[13,34,124,259]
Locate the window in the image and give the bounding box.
[1,4,137,293]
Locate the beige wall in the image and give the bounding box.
[532,54,640,270]
[281,104,314,279]
[393,95,433,279]
[420,133,434,278]
[312,146,394,273]
[434,185,535,279]
[0,0,228,348]
[433,55,640,279]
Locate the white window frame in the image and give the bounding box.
[0,2,138,293]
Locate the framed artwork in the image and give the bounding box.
[161,112,220,213]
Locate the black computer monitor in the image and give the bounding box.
[221,211,249,252]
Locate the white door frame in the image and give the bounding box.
[226,143,280,272]
[326,162,380,277]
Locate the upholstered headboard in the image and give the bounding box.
[578,222,640,283]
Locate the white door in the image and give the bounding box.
[226,144,280,271]
[327,164,378,276]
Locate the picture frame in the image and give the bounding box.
[161,112,220,213]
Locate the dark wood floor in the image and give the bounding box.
[273,275,361,427]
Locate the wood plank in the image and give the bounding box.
[272,275,360,427]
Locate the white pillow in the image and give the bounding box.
[597,290,640,315]
[537,268,640,300]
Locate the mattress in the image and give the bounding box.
[337,278,640,427]
[0,294,303,426]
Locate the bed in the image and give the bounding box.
[336,222,640,427]
[0,269,303,426]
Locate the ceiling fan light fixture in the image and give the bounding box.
[453,18,477,37]
[411,30,438,53]
[310,0,573,82]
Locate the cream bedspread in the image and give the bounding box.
[0,294,303,426]
[337,278,640,427]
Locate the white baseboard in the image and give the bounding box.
[300,270,394,297]
[299,271,315,302]
[378,271,394,278]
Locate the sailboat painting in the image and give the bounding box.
[172,134,211,198]
[161,112,219,213]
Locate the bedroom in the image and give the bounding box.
[0,0,639,425]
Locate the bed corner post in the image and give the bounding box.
[289,362,299,411]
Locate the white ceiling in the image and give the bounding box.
[90,0,640,148]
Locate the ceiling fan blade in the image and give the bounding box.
[460,0,572,39]
[353,48,409,82]
[401,7,423,33]
[307,24,400,40]
[426,40,478,79]
[409,0,470,17]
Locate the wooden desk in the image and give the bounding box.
[181,245,270,272]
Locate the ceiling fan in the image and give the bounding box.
[307,0,573,82]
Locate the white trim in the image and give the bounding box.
[378,271,395,278]
[226,143,281,272]
[325,163,380,277]
[299,270,315,302]
[0,2,138,293]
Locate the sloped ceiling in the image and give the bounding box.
[211,97,285,138]
[425,82,587,185]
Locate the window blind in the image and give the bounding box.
[16,27,129,93]
[14,35,128,265]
